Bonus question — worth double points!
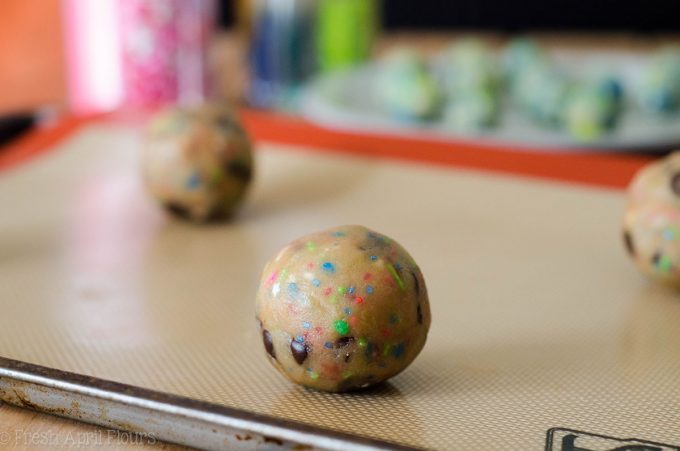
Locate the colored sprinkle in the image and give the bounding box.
[383,344,392,357]
[355,296,364,304]
[343,307,352,315]
[312,279,321,287]
[342,370,353,379]
[393,343,405,358]
[349,316,359,327]
[266,271,279,286]
[337,286,347,295]
[333,231,346,237]
[295,335,305,343]
[387,264,405,291]
[211,167,224,184]
[348,286,355,294]
[658,255,673,272]
[663,228,677,240]
[302,321,311,329]
[365,285,374,294]
[389,313,399,324]
[370,255,378,261]
[381,327,391,337]
[310,371,319,380]
[358,338,367,348]
[186,173,201,189]
[363,273,372,281]
[323,287,332,296]
[324,341,333,349]
[334,319,350,335]
[322,262,336,273]
[306,241,317,251]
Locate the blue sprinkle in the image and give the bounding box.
[295,335,305,343]
[394,262,402,270]
[343,307,352,315]
[348,286,355,294]
[186,173,201,190]
[333,231,346,237]
[324,342,333,349]
[370,255,378,261]
[302,321,311,329]
[366,285,374,294]
[312,279,321,287]
[288,283,298,293]
[392,343,405,358]
[322,262,335,273]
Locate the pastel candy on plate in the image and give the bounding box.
[376,49,442,121]
[255,225,431,392]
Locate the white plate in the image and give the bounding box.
[300,51,680,152]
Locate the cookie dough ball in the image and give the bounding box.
[143,104,253,222]
[376,49,442,121]
[623,152,680,287]
[255,225,431,392]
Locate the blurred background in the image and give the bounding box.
[1,0,680,149]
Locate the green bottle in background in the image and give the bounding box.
[316,0,379,72]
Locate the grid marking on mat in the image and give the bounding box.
[1,124,679,450]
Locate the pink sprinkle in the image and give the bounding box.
[363,273,372,281]
[307,262,315,269]
[323,287,332,296]
[349,316,359,327]
[266,271,278,286]
[356,296,364,304]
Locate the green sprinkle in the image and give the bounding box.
[342,370,353,379]
[387,264,405,291]
[334,319,349,335]
[337,286,346,295]
[310,371,319,380]
[383,344,392,357]
[211,167,224,184]
[358,338,367,348]
[306,241,316,251]
[658,255,673,272]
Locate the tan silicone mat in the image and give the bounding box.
[1,123,680,450]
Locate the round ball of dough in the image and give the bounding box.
[255,225,431,392]
[143,104,253,222]
[623,151,680,286]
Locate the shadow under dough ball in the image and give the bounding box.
[623,151,680,287]
[142,104,253,222]
[255,225,431,392]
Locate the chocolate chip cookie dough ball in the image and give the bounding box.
[143,104,253,222]
[256,225,431,392]
[623,152,680,286]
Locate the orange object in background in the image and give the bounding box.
[0,0,66,115]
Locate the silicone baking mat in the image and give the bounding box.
[1,120,680,450]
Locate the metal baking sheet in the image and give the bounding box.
[1,122,680,450]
